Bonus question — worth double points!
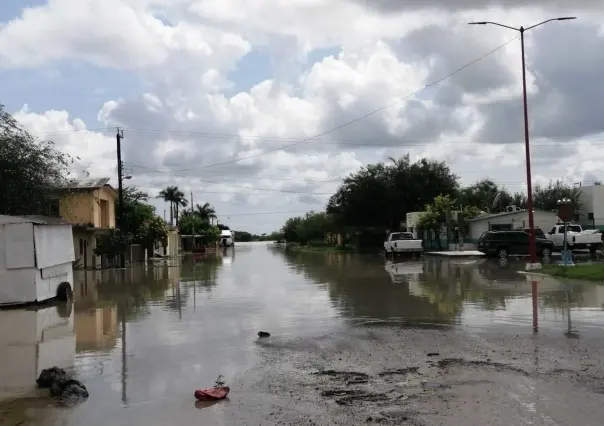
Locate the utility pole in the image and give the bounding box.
[116,128,125,268]
[190,191,195,249]
[468,16,576,270]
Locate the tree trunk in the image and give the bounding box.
[175,205,179,227]
[169,203,174,226]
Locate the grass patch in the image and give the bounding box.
[542,263,604,282]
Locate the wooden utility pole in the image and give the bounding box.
[116,128,125,268]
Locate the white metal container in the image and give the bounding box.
[0,215,75,306]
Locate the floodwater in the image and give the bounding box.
[2,243,604,425]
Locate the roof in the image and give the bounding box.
[467,209,558,222]
[0,215,71,226]
[62,177,117,194]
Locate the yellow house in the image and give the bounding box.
[58,177,118,269]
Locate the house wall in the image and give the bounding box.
[578,185,604,227]
[72,228,102,269]
[59,187,117,228]
[468,211,559,241]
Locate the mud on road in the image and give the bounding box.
[247,326,604,425]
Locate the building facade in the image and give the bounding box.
[577,184,604,229]
[466,209,560,242]
[58,178,118,269]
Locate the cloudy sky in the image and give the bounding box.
[1,1,603,233]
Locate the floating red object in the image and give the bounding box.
[194,386,230,401]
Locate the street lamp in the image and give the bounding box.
[469,17,577,270]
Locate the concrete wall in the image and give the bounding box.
[468,211,559,241]
[59,187,117,228]
[578,185,604,227]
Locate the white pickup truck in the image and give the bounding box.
[546,224,603,252]
[384,232,423,256]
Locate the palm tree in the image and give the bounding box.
[157,186,188,226]
[173,189,188,226]
[194,202,217,223]
[157,186,178,226]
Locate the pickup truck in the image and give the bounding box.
[546,224,603,252]
[384,232,423,256]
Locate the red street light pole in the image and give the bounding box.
[468,17,576,268]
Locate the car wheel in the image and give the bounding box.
[497,248,508,259]
[541,247,552,259]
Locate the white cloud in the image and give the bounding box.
[3,0,604,232]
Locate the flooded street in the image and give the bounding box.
[2,243,604,425]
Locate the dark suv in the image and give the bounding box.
[476,230,554,259]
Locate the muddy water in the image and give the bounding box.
[1,243,604,425]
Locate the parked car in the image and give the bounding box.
[476,230,554,259]
[545,224,602,252]
[384,232,423,256]
[516,227,546,239]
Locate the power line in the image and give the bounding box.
[117,127,601,147]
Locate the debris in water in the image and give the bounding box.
[427,352,440,357]
[37,367,68,388]
[258,331,271,338]
[36,367,89,404]
[194,375,230,401]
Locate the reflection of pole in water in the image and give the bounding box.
[121,304,128,405]
[531,280,538,333]
[177,281,182,320]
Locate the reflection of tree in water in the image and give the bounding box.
[422,259,522,312]
[279,250,458,325]
[96,267,173,321]
[163,256,224,312]
[539,285,586,313]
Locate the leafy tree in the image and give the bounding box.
[157,186,188,226]
[281,211,334,245]
[532,180,582,212]
[235,231,253,242]
[457,178,528,212]
[0,105,73,215]
[117,186,167,256]
[418,194,481,249]
[94,229,132,261]
[327,155,458,230]
[194,202,217,223]
[179,213,220,244]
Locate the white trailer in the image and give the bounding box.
[0,215,75,306]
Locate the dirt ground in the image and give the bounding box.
[237,325,604,425]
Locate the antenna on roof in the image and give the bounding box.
[492,192,503,213]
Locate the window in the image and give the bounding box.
[490,223,513,231]
[569,225,582,233]
[100,199,110,227]
[79,239,84,255]
[550,227,557,235]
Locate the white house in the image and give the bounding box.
[0,215,75,305]
[577,184,604,228]
[466,208,560,242]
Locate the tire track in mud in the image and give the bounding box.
[310,358,604,425]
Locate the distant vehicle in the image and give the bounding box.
[545,224,602,252]
[0,215,75,306]
[476,230,554,259]
[220,229,235,247]
[384,232,423,256]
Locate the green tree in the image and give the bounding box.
[280,211,334,245]
[179,214,220,244]
[0,105,73,215]
[418,194,481,249]
[533,180,582,212]
[117,186,167,256]
[327,155,458,230]
[194,202,217,223]
[157,186,188,226]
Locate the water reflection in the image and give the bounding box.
[2,245,604,425]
